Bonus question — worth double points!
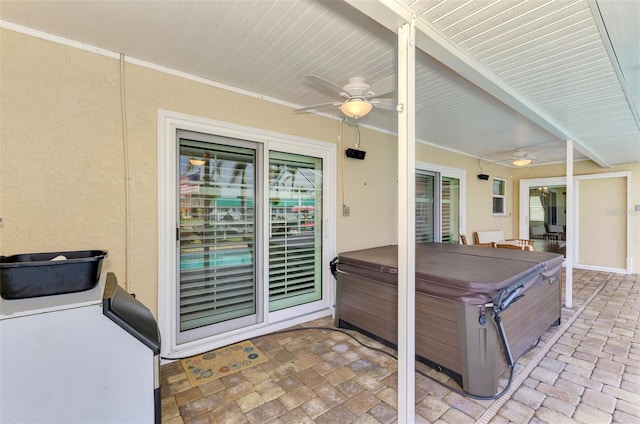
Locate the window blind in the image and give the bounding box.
[268,151,322,311]
[178,140,256,331]
[416,173,435,243]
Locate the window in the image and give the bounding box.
[493,178,506,215]
[159,111,335,357]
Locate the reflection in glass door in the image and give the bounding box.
[528,185,566,255]
[177,135,261,344]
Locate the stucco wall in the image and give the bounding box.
[1,30,126,280]
[0,29,341,313]
[578,177,627,269]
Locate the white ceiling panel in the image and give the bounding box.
[1,0,638,167]
[412,0,639,165]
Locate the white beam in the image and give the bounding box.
[344,0,611,168]
[397,18,416,423]
[572,140,610,169]
[565,140,574,308]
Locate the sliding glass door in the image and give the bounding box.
[416,169,462,244]
[172,128,328,347]
[159,112,336,357]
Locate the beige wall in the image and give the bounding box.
[2,29,638,317]
[338,124,398,251]
[0,29,341,313]
[1,31,126,275]
[578,177,627,269]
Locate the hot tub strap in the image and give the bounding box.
[492,262,547,367]
[329,257,339,279]
[494,263,546,313]
[494,313,514,366]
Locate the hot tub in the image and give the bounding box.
[333,243,563,396]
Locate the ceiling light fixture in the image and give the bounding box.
[340,99,373,119]
[512,158,532,167]
[189,158,206,166]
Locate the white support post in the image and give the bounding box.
[397,17,416,423]
[565,140,574,308]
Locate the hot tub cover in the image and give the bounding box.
[335,243,562,305]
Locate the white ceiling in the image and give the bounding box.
[1,0,638,167]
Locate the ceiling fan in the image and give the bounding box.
[487,148,544,167]
[294,74,397,119]
[485,141,578,167]
[511,151,535,167]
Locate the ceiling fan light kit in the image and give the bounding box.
[512,158,532,167]
[340,99,373,119]
[189,158,206,166]
[295,74,395,119]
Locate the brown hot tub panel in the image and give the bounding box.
[334,243,562,397]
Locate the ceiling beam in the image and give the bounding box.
[345,0,611,168]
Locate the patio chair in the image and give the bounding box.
[474,230,534,251]
[530,225,547,239]
[460,233,492,247]
[495,242,530,251]
[546,224,565,241]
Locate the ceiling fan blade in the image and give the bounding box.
[304,74,346,97]
[370,98,397,110]
[369,98,423,113]
[294,101,341,113]
[368,75,396,98]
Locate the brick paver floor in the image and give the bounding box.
[161,269,639,423]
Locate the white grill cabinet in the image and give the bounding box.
[0,273,160,423]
